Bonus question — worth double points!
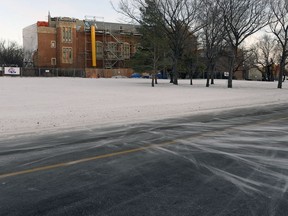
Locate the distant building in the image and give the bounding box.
[23,14,140,77]
[247,67,262,81]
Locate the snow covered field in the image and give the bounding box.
[0,77,287,136]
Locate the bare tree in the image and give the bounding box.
[242,47,258,79]
[251,34,278,81]
[0,40,23,67]
[269,0,288,88]
[200,0,226,87]
[219,0,270,88]
[117,0,203,85]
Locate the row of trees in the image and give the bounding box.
[0,40,23,67]
[116,0,288,89]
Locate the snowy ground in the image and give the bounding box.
[0,77,287,137]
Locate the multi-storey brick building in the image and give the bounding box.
[23,14,140,77]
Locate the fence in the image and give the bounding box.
[20,68,86,77]
[2,68,134,78]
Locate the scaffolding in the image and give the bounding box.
[84,16,137,69]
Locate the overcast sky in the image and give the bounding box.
[0,0,125,44]
[0,0,260,48]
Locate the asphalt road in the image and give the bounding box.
[1,104,288,216]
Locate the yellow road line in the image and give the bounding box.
[1,115,287,180]
[0,140,176,179]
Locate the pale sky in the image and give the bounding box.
[0,0,124,44]
[0,0,262,48]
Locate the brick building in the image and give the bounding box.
[23,14,140,77]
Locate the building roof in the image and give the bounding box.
[47,15,139,34]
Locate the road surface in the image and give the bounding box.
[1,104,288,216]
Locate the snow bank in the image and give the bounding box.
[0,77,287,136]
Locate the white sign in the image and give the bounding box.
[4,67,20,75]
[224,72,229,77]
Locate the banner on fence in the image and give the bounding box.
[4,67,20,75]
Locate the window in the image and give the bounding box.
[96,41,103,59]
[123,43,130,59]
[62,47,73,64]
[62,27,72,43]
[51,58,56,66]
[51,41,56,48]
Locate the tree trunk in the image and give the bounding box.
[169,69,173,83]
[152,74,155,87]
[278,59,284,89]
[211,63,215,85]
[206,66,210,87]
[265,65,269,81]
[228,73,233,88]
[189,68,193,85]
[206,76,210,87]
[228,48,237,88]
[211,73,214,84]
[206,63,215,87]
[173,60,178,85]
[173,77,178,85]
